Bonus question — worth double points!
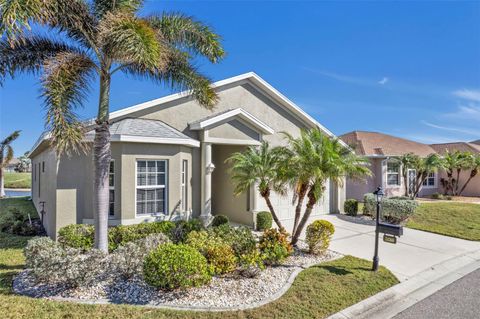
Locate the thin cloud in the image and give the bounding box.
[378,77,389,85]
[443,104,480,121]
[421,120,480,137]
[452,89,480,102]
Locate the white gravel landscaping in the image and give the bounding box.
[14,244,342,310]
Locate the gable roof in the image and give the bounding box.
[472,140,480,145]
[339,131,436,157]
[189,108,274,134]
[85,118,200,147]
[430,142,480,155]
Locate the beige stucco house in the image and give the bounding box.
[29,72,346,239]
[340,131,480,201]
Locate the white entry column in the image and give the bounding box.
[200,142,215,223]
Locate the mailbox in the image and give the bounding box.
[378,222,403,237]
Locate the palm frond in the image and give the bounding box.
[99,11,167,70]
[94,0,143,18]
[0,0,46,41]
[0,145,14,167]
[0,130,20,146]
[145,13,225,63]
[42,51,95,155]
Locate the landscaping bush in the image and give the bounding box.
[259,228,293,265]
[256,211,272,230]
[185,230,237,275]
[110,233,171,279]
[363,193,418,224]
[0,208,43,236]
[108,221,175,251]
[238,249,265,278]
[344,199,358,216]
[431,193,444,200]
[24,237,107,287]
[305,220,335,255]
[211,215,229,227]
[170,218,205,243]
[209,224,257,257]
[143,243,211,289]
[58,224,94,250]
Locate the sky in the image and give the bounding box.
[1,0,480,155]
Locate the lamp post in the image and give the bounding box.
[372,186,384,272]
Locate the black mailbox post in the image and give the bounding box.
[371,187,404,272]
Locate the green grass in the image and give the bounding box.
[407,202,480,241]
[4,172,31,189]
[0,231,399,319]
[0,197,37,218]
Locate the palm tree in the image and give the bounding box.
[411,153,441,198]
[396,153,420,197]
[0,131,20,197]
[458,153,480,196]
[285,129,371,245]
[227,141,287,229]
[1,0,224,252]
[440,151,469,196]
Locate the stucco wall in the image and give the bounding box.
[207,119,260,141]
[437,169,480,197]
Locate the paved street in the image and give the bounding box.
[315,214,480,281]
[393,268,480,319]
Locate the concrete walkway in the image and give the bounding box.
[319,214,480,281]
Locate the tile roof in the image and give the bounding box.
[430,142,480,155]
[339,131,436,157]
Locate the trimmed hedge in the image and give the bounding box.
[344,199,358,216]
[363,193,418,224]
[259,228,293,265]
[305,220,335,255]
[256,211,273,230]
[143,243,211,289]
[58,224,94,250]
[211,215,229,227]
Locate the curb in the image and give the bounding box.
[326,249,480,319]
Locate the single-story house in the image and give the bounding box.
[29,72,346,239]
[339,131,480,200]
[5,158,20,173]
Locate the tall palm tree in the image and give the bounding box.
[411,153,441,198]
[285,129,371,245]
[440,151,469,196]
[458,153,480,196]
[1,0,225,252]
[227,141,287,229]
[0,131,20,197]
[395,153,420,197]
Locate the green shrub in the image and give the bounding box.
[259,228,293,265]
[209,224,257,257]
[363,193,418,224]
[344,199,359,216]
[431,193,444,200]
[170,219,205,243]
[0,208,41,236]
[211,215,229,227]
[185,230,237,275]
[24,237,107,287]
[143,243,211,289]
[238,250,265,278]
[445,195,453,200]
[256,211,273,230]
[390,196,411,200]
[108,221,175,251]
[305,220,335,255]
[58,224,94,250]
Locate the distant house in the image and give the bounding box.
[29,72,346,239]
[4,158,19,173]
[339,131,480,200]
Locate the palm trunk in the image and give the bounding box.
[261,188,284,230]
[0,167,5,198]
[291,187,318,246]
[292,183,308,236]
[453,169,462,196]
[93,70,111,252]
[403,172,408,197]
[458,170,477,196]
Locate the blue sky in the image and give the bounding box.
[1,0,480,155]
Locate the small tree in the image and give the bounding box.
[396,153,420,197]
[284,129,371,245]
[458,153,480,196]
[0,131,20,197]
[440,151,470,196]
[15,152,31,172]
[411,153,441,198]
[227,141,287,229]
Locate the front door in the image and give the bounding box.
[408,169,416,197]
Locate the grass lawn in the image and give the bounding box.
[407,202,480,241]
[0,231,399,319]
[4,172,31,189]
[0,197,37,217]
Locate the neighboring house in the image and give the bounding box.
[340,131,480,200]
[4,158,19,173]
[29,72,346,239]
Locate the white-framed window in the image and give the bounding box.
[136,160,167,215]
[387,161,400,186]
[109,161,115,216]
[181,160,188,212]
[422,172,436,187]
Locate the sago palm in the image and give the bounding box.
[1,0,225,251]
[0,130,20,197]
[227,141,287,229]
[285,129,371,245]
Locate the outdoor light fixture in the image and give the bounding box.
[372,186,384,272]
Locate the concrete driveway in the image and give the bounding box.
[317,214,480,281]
